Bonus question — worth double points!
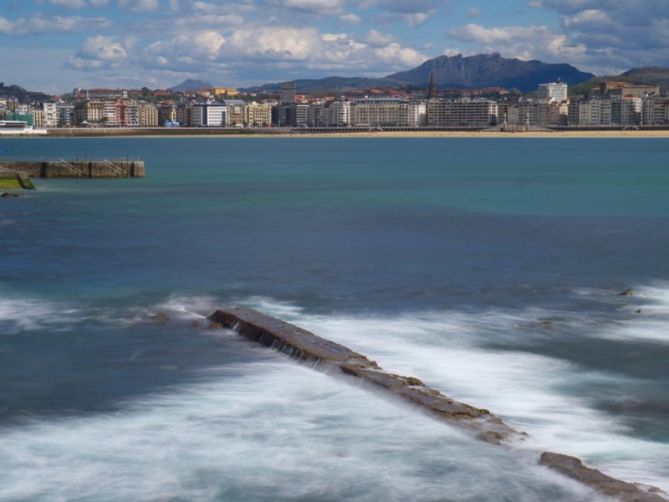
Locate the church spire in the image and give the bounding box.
[427,69,437,99]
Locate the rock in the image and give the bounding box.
[0,192,21,198]
[636,309,642,314]
[619,288,634,297]
[539,452,667,501]
[207,306,522,445]
[208,322,224,330]
[149,312,170,324]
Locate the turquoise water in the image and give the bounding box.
[1,138,668,500]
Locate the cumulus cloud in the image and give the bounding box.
[530,0,669,71]
[450,23,587,62]
[67,35,131,69]
[74,20,426,80]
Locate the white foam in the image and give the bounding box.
[0,361,601,501]
[596,282,669,344]
[242,296,669,492]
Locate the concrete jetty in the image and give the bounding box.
[207,306,668,502]
[0,159,145,179]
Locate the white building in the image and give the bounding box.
[537,82,568,103]
[401,102,427,127]
[327,100,351,126]
[191,104,227,127]
[42,103,58,128]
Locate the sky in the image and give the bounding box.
[0,0,668,93]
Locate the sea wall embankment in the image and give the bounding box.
[0,160,145,178]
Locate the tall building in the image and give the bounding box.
[537,82,568,103]
[327,100,351,126]
[280,82,296,105]
[42,103,58,128]
[138,103,159,127]
[401,102,427,127]
[57,104,75,127]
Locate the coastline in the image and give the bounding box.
[32,128,669,139]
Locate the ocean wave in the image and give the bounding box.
[238,295,669,492]
[1,289,667,493]
[0,362,602,502]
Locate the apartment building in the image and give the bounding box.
[351,98,404,127]
[138,103,159,127]
[427,99,498,127]
[244,102,272,127]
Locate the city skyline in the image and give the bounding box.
[1,0,668,93]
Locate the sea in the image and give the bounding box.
[0,137,668,501]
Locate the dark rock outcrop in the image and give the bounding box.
[208,306,521,444]
[540,452,667,502]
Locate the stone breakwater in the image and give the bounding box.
[0,159,145,178]
[207,306,668,502]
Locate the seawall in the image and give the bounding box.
[0,160,145,178]
[208,306,667,502]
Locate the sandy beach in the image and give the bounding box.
[41,128,669,139]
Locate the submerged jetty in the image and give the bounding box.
[207,306,667,502]
[0,159,145,179]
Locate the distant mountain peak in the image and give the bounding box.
[243,53,595,94]
[387,53,594,92]
[170,79,214,92]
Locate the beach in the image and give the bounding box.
[40,128,669,139]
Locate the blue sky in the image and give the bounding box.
[1,0,668,93]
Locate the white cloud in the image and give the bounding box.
[450,23,587,62]
[67,35,131,70]
[117,0,160,12]
[0,15,108,36]
[275,0,347,15]
[365,29,395,46]
[339,13,361,23]
[374,42,426,66]
[38,0,109,7]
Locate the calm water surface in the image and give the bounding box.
[1,137,668,500]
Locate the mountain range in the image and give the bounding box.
[243,53,596,94]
